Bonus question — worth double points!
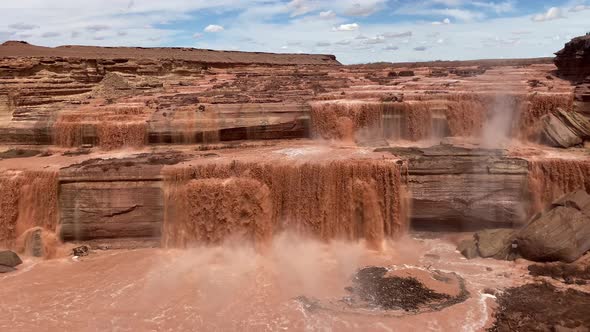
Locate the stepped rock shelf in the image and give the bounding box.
[0,41,589,248]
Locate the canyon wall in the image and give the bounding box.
[1,41,588,250]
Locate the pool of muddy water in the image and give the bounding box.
[0,233,532,331]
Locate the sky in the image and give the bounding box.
[0,0,589,64]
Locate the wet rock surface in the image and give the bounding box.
[72,245,90,257]
[346,266,452,311]
[298,266,470,316]
[489,282,590,332]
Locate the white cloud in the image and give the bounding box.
[569,5,590,12]
[472,1,514,14]
[383,45,399,50]
[414,46,428,51]
[316,41,331,46]
[344,1,386,16]
[382,31,412,38]
[432,18,452,25]
[288,0,314,17]
[204,24,224,32]
[332,23,359,31]
[41,32,60,38]
[9,23,39,30]
[193,32,203,39]
[335,40,351,45]
[364,36,386,44]
[532,7,564,22]
[86,24,111,32]
[319,10,336,19]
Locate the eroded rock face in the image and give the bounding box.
[555,34,590,79]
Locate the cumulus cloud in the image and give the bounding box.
[204,24,224,32]
[319,10,336,19]
[193,32,203,39]
[41,32,60,38]
[432,18,451,25]
[86,24,110,32]
[532,7,564,22]
[332,23,359,31]
[9,23,39,30]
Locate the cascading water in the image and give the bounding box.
[162,159,409,250]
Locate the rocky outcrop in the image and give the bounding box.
[457,229,518,260]
[554,34,590,79]
[517,190,590,263]
[540,112,583,148]
[459,190,590,262]
[0,250,22,272]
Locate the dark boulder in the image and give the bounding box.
[0,265,16,273]
[72,245,90,257]
[0,250,23,267]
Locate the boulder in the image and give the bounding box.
[458,238,479,259]
[517,205,590,263]
[0,265,16,273]
[476,228,518,260]
[0,250,23,267]
[551,189,590,211]
[72,245,90,257]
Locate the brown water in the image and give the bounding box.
[163,159,408,247]
[527,158,590,215]
[54,106,148,149]
[309,93,573,144]
[0,170,58,248]
[0,233,530,332]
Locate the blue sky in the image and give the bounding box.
[1,0,589,64]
